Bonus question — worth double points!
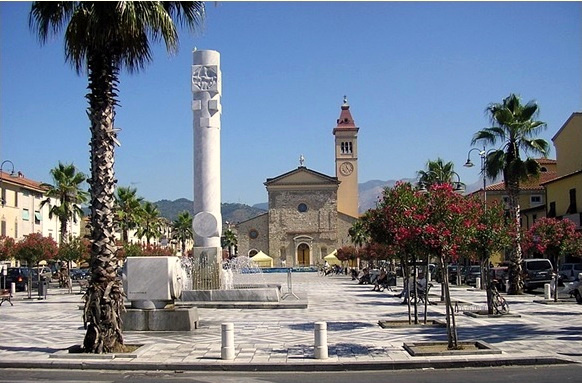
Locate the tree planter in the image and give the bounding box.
[403,340,501,356]
[49,344,150,359]
[463,310,521,318]
[378,319,446,328]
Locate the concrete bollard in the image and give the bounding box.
[544,283,551,300]
[314,321,328,359]
[10,282,15,295]
[475,277,481,290]
[221,322,235,360]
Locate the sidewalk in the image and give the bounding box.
[0,273,580,371]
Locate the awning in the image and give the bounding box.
[250,251,273,268]
[324,250,341,266]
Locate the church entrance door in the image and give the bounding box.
[297,243,310,266]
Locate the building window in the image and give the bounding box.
[548,202,556,218]
[298,203,308,213]
[22,208,30,221]
[34,211,41,225]
[14,220,17,238]
[340,141,352,154]
[530,195,542,205]
[1,220,5,236]
[249,229,259,239]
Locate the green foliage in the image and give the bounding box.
[40,162,88,243]
[58,237,91,263]
[14,233,58,266]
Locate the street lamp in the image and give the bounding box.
[0,160,17,207]
[464,147,490,205]
[417,171,464,193]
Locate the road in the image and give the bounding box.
[1,365,581,383]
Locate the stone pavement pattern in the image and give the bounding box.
[0,272,581,370]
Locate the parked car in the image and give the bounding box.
[463,265,481,286]
[559,263,582,283]
[5,267,42,291]
[522,258,554,291]
[70,268,89,280]
[563,277,582,304]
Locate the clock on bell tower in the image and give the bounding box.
[333,96,359,217]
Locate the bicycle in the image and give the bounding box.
[488,280,509,315]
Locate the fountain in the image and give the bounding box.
[180,256,283,303]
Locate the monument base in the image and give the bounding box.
[122,307,199,331]
[181,284,281,302]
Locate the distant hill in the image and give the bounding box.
[358,178,415,212]
[154,199,266,224]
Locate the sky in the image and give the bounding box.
[1,2,581,207]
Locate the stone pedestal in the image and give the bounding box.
[122,308,199,331]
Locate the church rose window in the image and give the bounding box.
[249,229,259,239]
[298,203,308,213]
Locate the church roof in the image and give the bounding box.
[264,166,339,187]
[333,96,359,135]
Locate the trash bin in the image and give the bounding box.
[38,277,48,299]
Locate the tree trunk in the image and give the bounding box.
[82,54,124,354]
[506,179,523,295]
[440,255,458,349]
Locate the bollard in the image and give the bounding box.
[314,321,328,359]
[221,323,235,360]
[544,283,551,300]
[475,277,481,290]
[10,282,15,295]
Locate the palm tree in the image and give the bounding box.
[471,93,550,295]
[29,2,205,353]
[40,162,88,244]
[417,158,463,191]
[172,211,193,255]
[136,201,163,246]
[221,229,237,258]
[114,186,144,243]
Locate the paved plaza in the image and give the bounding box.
[0,272,581,371]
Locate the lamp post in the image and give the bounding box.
[417,170,464,193]
[0,160,17,207]
[464,147,490,205]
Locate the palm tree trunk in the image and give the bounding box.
[506,181,524,295]
[82,54,124,354]
[59,217,68,245]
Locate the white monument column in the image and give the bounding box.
[192,50,222,248]
[191,50,223,289]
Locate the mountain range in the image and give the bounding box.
[154,178,485,224]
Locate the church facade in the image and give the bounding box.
[236,98,360,267]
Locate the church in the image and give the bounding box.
[236,97,361,267]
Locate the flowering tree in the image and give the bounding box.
[0,236,16,262]
[58,237,91,292]
[365,182,480,349]
[365,182,429,324]
[14,233,58,297]
[467,200,511,313]
[523,217,582,301]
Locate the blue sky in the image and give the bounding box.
[1,2,581,206]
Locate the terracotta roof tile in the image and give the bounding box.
[1,171,47,192]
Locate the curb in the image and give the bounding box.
[0,356,574,372]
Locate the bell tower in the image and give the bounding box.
[333,96,359,217]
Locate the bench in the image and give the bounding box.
[0,288,13,306]
[409,283,435,305]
